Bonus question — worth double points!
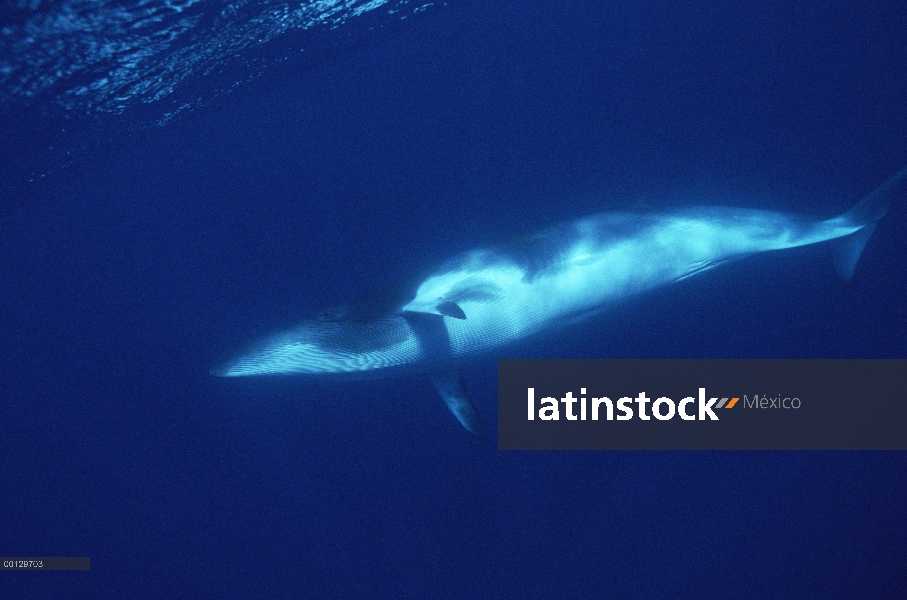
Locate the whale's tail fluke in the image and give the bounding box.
[828,166,907,281]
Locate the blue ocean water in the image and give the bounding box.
[2,0,906,597]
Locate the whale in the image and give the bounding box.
[213,167,907,437]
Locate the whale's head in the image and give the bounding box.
[212,308,421,377]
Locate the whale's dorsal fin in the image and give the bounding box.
[401,300,467,320]
[434,301,467,319]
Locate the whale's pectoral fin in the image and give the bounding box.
[400,300,467,319]
[403,309,484,438]
[428,368,486,439]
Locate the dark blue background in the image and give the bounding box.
[2,1,906,596]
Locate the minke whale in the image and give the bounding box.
[213,167,907,438]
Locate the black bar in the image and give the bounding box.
[498,359,907,450]
[1,557,90,570]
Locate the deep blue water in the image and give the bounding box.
[2,1,906,597]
